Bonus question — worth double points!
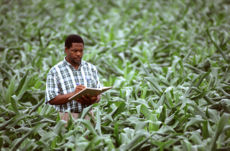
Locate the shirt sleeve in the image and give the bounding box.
[45,71,59,103]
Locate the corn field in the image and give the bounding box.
[0,0,230,150]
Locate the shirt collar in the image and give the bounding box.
[63,57,84,70]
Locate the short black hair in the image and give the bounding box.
[65,34,84,48]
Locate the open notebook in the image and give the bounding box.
[68,86,112,101]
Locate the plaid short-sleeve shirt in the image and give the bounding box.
[45,58,102,113]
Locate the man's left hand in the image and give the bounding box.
[76,94,99,105]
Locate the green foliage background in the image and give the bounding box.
[0,0,230,150]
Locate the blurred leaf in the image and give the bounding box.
[210,113,230,151]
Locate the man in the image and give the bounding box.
[45,34,101,120]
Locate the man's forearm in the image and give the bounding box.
[49,92,75,105]
[49,92,101,105]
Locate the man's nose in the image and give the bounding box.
[76,51,81,55]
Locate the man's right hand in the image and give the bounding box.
[74,85,87,104]
[48,85,86,105]
[75,85,86,93]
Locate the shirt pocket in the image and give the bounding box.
[86,77,96,88]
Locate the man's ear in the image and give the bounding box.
[64,47,68,54]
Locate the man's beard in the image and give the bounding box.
[72,58,81,66]
[66,56,82,67]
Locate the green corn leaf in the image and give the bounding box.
[111,101,126,118]
[95,108,102,136]
[54,120,66,136]
[210,113,230,151]
[131,133,154,151]
[11,123,47,151]
[29,98,45,114]
[15,70,29,96]
[140,104,151,119]
[80,105,93,119]
[184,116,204,131]
[78,119,97,136]
[120,133,146,151]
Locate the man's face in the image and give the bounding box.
[65,43,84,66]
